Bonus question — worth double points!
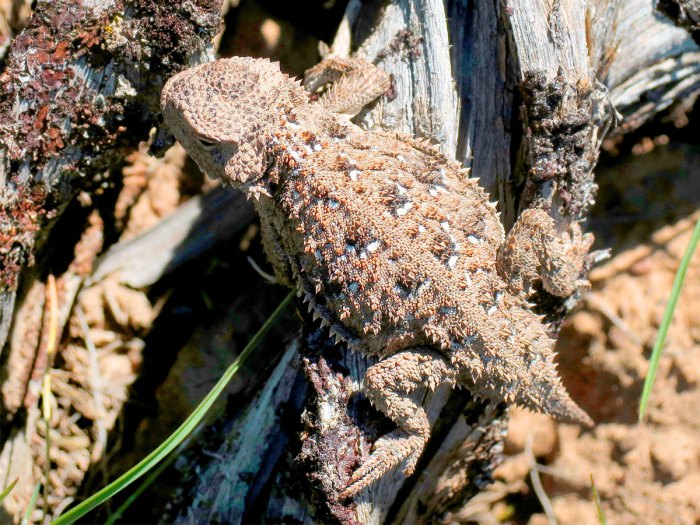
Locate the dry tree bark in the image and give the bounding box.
[0,0,221,352]
[656,0,700,44]
[166,1,700,524]
[0,0,222,520]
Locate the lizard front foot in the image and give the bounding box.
[559,221,595,291]
[497,208,595,297]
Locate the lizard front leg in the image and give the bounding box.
[304,56,391,120]
[340,347,456,499]
[496,208,594,297]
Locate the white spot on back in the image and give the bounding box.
[366,240,381,253]
[467,234,482,244]
[348,169,360,181]
[396,201,413,216]
[447,255,459,268]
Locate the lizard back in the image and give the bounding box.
[264,115,509,357]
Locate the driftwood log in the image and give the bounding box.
[0,0,699,523]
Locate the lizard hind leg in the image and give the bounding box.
[496,208,594,297]
[340,347,456,499]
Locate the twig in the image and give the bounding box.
[525,433,558,525]
[586,295,643,347]
[75,305,107,461]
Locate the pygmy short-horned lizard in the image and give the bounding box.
[161,56,594,498]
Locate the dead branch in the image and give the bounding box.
[0,0,222,519]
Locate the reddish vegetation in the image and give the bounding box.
[0,0,221,294]
[0,181,46,289]
[0,5,111,164]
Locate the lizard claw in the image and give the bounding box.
[339,430,426,499]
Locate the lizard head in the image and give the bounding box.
[161,57,306,187]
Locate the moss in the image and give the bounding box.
[519,71,595,216]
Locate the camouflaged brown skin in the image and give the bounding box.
[161,56,593,498]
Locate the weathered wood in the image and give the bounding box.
[656,0,700,45]
[608,0,700,131]
[172,340,307,525]
[90,186,254,289]
[0,0,223,353]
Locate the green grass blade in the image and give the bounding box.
[590,474,607,525]
[104,435,185,525]
[21,482,41,525]
[639,216,700,421]
[0,478,18,505]
[52,290,295,525]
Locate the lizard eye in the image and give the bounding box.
[196,135,216,150]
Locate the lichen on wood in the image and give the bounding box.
[0,0,223,350]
